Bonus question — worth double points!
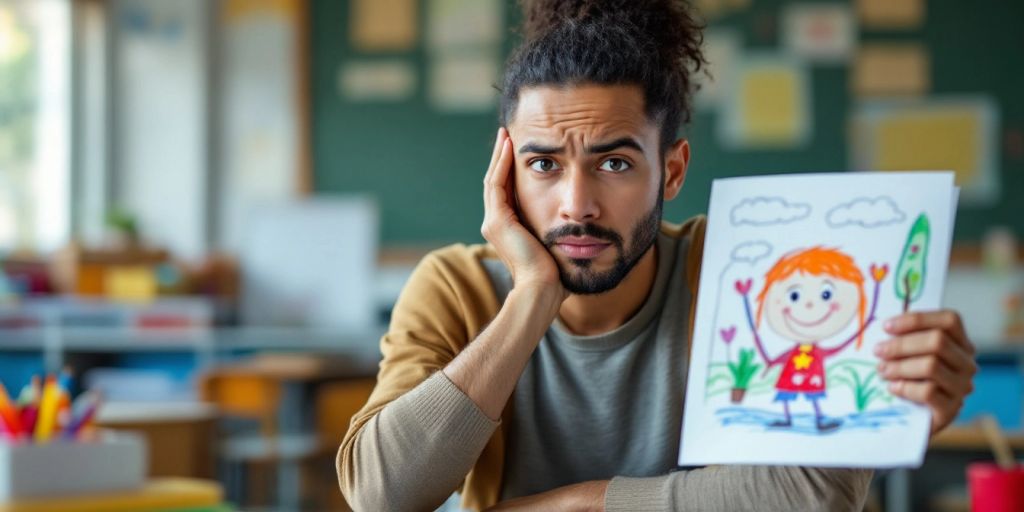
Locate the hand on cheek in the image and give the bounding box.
[874,310,977,434]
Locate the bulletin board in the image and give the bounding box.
[310,0,1024,245]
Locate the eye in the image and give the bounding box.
[789,291,800,303]
[529,158,561,173]
[598,158,631,172]
[820,284,834,301]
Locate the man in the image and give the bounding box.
[337,1,976,510]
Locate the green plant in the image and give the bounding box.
[828,360,893,413]
[105,208,139,242]
[728,348,761,389]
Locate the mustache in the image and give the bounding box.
[542,223,624,249]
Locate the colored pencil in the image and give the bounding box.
[0,382,23,439]
[33,375,59,443]
[64,392,100,440]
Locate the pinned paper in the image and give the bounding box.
[695,30,741,110]
[426,0,502,51]
[720,56,811,149]
[680,171,959,468]
[428,51,499,112]
[850,97,1000,205]
[852,45,930,97]
[782,3,856,63]
[856,0,924,29]
[350,0,417,51]
[339,60,416,102]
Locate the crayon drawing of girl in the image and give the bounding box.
[735,247,887,432]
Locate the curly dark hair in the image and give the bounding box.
[499,0,707,154]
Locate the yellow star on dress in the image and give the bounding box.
[793,346,814,370]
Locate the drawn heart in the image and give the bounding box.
[720,326,736,344]
[735,278,753,295]
[869,263,889,282]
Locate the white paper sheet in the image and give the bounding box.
[679,171,959,468]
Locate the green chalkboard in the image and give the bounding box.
[312,0,1024,245]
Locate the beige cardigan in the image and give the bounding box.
[336,217,707,510]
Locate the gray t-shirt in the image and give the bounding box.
[483,230,694,500]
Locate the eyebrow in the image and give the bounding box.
[517,137,645,155]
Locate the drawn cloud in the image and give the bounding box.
[730,240,773,266]
[826,196,906,228]
[730,197,811,227]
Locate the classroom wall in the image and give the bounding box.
[311,0,1024,246]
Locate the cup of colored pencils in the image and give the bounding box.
[0,369,103,444]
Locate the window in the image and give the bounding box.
[0,0,71,253]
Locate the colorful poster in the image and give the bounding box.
[680,172,958,468]
[782,3,856,63]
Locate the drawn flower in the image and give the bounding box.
[719,325,737,345]
[869,263,889,283]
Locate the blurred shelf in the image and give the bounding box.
[0,326,386,375]
[0,326,385,351]
[930,425,1024,450]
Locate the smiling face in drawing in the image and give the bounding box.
[763,272,860,343]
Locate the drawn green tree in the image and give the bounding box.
[895,214,931,311]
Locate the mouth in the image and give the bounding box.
[554,236,612,259]
[783,308,835,329]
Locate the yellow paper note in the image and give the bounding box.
[851,98,999,204]
[223,0,296,22]
[722,58,810,148]
[351,0,417,51]
[857,0,924,29]
[876,109,980,184]
[852,45,930,97]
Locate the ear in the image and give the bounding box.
[662,138,690,201]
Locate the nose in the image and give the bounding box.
[557,167,600,222]
[805,301,814,309]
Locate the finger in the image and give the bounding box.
[483,128,507,202]
[486,127,506,178]
[888,379,961,432]
[485,139,515,223]
[875,330,977,374]
[878,356,973,398]
[487,139,514,208]
[884,310,971,352]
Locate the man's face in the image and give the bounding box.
[505,84,669,295]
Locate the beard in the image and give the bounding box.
[536,193,663,295]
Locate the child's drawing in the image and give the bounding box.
[680,172,958,468]
[735,247,885,432]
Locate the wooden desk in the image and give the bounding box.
[0,477,224,512]
[96,402,218,479]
